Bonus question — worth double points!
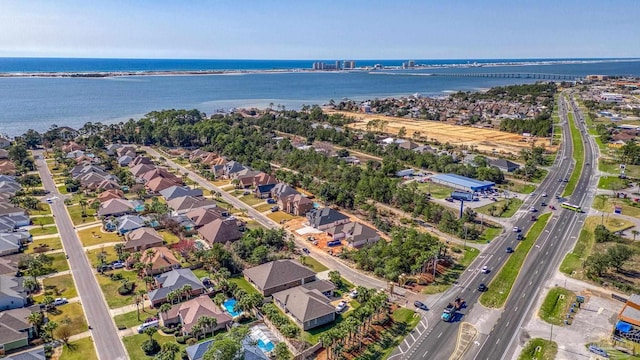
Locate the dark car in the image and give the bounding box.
[517,233,524,240]
[478,283,488,292]
[414,301,429,311]
[540,202,546,207]
[506,247,514,253]
[302,248,310,255]
[563,178,569,182]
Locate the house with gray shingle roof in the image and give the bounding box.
[159,186,203,202]
[148,269,205,307]
[0,308,37,353]
[185,338,268,360]
[0,275,28,311]
[243,260,317,296]
[273,282,336,330]
[306,207,350,231]
[3,348,45,360]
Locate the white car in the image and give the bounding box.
[349,289,359,298]
[335,301,347,313]
[513,226,520,232]
[52,297,68,306]
[481,266,489,274]
[541,193,547,197]
[112,262,125,269]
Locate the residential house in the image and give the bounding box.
[279,194,314,216]
[232,168,259,182]
[97,179,120,191]
[167,196,218,215]
[97,198,135,217]
[0,233,27,256]
[56,127,78,140]
[0,257,16,276]
[397,140,420,150]
[243,259,317,296]
[117,155,133,166]
[197,219,242,245]
[127,246,180,275]
[96,189,125,203]
[115,146,137,158]
[222,161,247,179]
[115,215,147,235]
[270,183,299,200]
[66,150,85,159]
[61,141,84,153]
[0,150,9,159]
[185,339,268,360]
[327,222,380,249]
[188,149,208,161]
[272,282,336,330]
[129,155,153,168]
[489,158,521,173]
[0,161,16,175]
[159,186,203,202]
[306,207,350,231]
[0,181,22,195]
[0,275,28,310]
[70,164,107,179]
[0,308,37,353]
[147,269,205,307]
[105,144,122,156]
[130,163,156,178]
[0,137,11,149]
[146,177,180,194]
[142,168,182,184]
[254,184,276,199]
[3,348,45,360]
[123,227,164,252]
[186,207,228,228]
[170,214,196,231]
[0,203,26,218]
[160,295,232,335]
[252,173,277,188]
[78,172,115,189]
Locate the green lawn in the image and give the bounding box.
[229,276,260,296]
[266,211,295,223]
[57,185,69,194]
[518,338,557,360]
[95,270,146,309]
[253,203,273,212]
[34,274,77,302]
[48,302,88,336]
[68,204,97,225]
[47,252,70,273]
[392,308,420,329]
[239,195,263,206]
[505,182,537,194]
[32,216,55,226]
[538,287,576,326]
[78,227,123,247]
[300,256,329,272]
[479,213,551,308]
[25,236,62,254]
[593,197,640,219]
[598,176,629,191]
[86,246,118,267]
[114,309,158,330]
[123,332,183,360]
[475,198,523,218]
[477,226,502,243]
[560,229,591,275]
[29,226,58,237]
[416,182,453,199]
[159,230,180,245]
[562,112,585,197]
[60,337,98,360]
[29,204,52,216]
[423,246,479,295]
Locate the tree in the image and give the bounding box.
[134,293,143,321]
[197,316,217,338]
[273,342,291,360]
[607,244,634,272]
[42,295,55,311]
[159,303,172,317]
[79,198,88,217]
[144,326,158,340]
[156,341,180,360]
[632,230,639,241]
[203,337,242,360]
[328,270,343,288]
[42,320,58,341]
[27,311,44,337]
[584,253,610,278]
[397,126,407,138]
[23,277,39,293]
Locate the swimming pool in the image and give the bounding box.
[222,298,242,317]
[257,339,275,352]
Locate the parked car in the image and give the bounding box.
[112,262,125,269]
[540,202,546,207]
[349,289,359,298]
[266,198,276,204]
[270,206,279,212]
[302,248,310,255]
[414,301,429,311]
[335,301,347,313]
[53,298,68,306]
[478,283,488,292]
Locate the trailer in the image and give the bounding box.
[441,298,464,322]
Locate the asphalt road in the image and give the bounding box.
[142,147,388,290]
[397,95,596,360]
[35,151,128,360]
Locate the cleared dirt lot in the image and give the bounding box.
[329,110,557,155]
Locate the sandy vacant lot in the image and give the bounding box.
[329,110,556,155]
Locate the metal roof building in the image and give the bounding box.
[430,173,495,192]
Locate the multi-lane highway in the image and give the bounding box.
[395,94,597,360]
[35,151,128,360]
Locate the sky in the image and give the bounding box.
[0,0,638,59]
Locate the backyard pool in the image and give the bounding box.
[250,325,277,354]
[222,298,242,317]
[258,339,275,352]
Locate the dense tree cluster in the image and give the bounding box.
[499,112,552,137]
[232,228,292,265]
[617,140,640,165]
[452,83,556,104]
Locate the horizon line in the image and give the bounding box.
[1,56,640,61]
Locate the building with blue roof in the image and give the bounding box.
[430,173,494,192]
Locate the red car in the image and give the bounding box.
[549,205,555,210]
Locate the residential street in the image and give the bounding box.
[35,151,128,360]
[143,146,388,290]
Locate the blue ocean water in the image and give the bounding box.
[0,58,639,136]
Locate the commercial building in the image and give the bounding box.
[615,294,640,343]
[430,173,495,193]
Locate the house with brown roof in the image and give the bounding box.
[252,173,278,188]
[273,281,336,330]
[130,163,156,178]
[146,177,180,193]
[129,155,154,168]
[160,295,232,336]
[126,246,180,275]
[96,189,125,203]
[186,207,229,228]
[142,168,181,184]
[116,146,137,158]
[243,260,317,296]
[0,161,16,175]
[123,227,164,251]
[167,196,218,215]
[97,179,120,191]
[197,219,242,245]
[61,141,85,153]
[279,194,314,216]
[97,198,135,217]
[188,149,208,162]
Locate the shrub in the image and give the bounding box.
[110,273,124,281]
[117,283,134,295]
[141,339,160,355]
[186,337,198,346]
[176,335,186,344]
[160,326,176,334]
[117,325,126,330]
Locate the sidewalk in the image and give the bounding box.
[110,301,152,316]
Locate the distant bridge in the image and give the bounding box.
[429,73,583,81]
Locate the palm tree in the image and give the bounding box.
[42,320,58,340]
[159,303,172,318]
[96,251,107,266]
[181,284,192,301]
[79,198,88,217]
[138,289,147,311]
[197,316,217,338]
[27,312,44,337]
[114,243,125,258]
[134,294,142,321]
[143,326,157,341]
[42,295,55,311]
[190,324,202,340]
[160,342,180,359]
[23,277,39,293]
[632,230,639,241]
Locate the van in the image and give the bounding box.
[137,320,159,333]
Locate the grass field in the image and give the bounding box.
[479,213,551,308]
[239,194,264,206]
[25,236,62,254]
[95,270,146,309]
[518,338,557,360]
[68,204,97,225]
[592,197,640,219]
[253,203,273,212]
[78,227,123,247]
[422,246,480,295]
[599,159,621,175]
[500,182,537,194]
[32,216,55,226]
[477,226,502,243]
[158,230,180,245]
[301,256,329,272]
[60,337,98,360]
[47,252,70,273]
[598,176,629,190]
[228,276,260,296]
[475,198,523,218]
[34,274,77,301]
[29,226,58,237]
[538,287,576,325]
[29,204,52,216]
[123,332,182,360]
[562,112,585,197]
[57,185,69,194]
[416,182,454,199]
[266,211,295,223]
[48,302,88,336]
[86,246,118,267]
[114,309,158,330]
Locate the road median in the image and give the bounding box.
[479,213,551,308]
[562,110,585,197]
